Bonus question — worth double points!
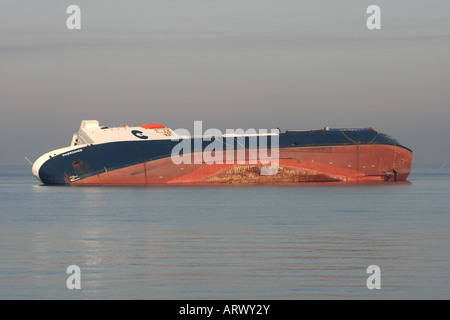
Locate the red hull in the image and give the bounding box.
[70,145,412,185]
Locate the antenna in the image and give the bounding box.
[25,156,34,166]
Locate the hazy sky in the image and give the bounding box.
[1,0,449,165]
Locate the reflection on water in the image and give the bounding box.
[0,165,449,299]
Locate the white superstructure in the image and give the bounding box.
[70,120,179,146]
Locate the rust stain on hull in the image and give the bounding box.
[70,144,412,186]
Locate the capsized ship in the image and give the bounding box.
[32,120,412,185]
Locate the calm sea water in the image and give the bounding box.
[0,164,449,300]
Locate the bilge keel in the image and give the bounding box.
[32,120,412,185]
